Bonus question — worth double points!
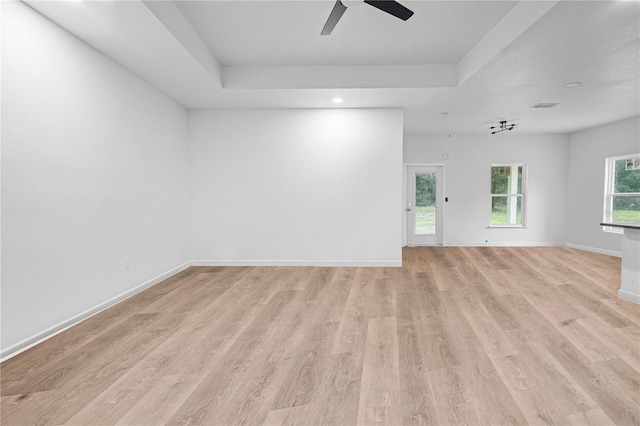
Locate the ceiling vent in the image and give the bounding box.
[531,103,559,109]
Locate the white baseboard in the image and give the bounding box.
[1,242,625,360]
[618,289,640,305]
[566,243,622,258]
[191,259,402,267]
[445,242,566,247]
[0,261,192,362]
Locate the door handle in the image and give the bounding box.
[405,208,411,211]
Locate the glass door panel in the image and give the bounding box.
[406,166,443,246]
[414,173,436,235]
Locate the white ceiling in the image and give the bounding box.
[176,1,517,66]
[23,0,640,134]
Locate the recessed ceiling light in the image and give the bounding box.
[440,112,450,116]
[564,82,582,88]
[332,98,343,104]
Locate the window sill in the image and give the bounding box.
[602,227,623,234]
[487,225,528,228]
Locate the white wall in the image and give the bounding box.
[404,133,569,245]
[189,109,403,265]
[1,2,191,357]
[567,116,640,255]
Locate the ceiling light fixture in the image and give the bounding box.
[490,120,517,134]
[564,82,582,88]
[332,98,343,104]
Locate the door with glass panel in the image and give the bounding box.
[406,166,443,245]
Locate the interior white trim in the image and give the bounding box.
[446,242,566,248]
[0,261,192,362]
[191,260,402,267]
[0,241,624,361]
[566,242,622,258]
[618,289,640,305]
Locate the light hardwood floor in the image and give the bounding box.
[2,247,639,425]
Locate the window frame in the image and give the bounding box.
[602,153,640,234]
[489,163,527,228]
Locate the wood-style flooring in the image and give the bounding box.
[2,247,639,425]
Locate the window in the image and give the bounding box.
[490,164,526,226]
[603,154,640,232]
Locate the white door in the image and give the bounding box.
[406,166,443,246]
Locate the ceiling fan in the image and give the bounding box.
[321,0,414,36]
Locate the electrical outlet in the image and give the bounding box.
[125,256,131,268]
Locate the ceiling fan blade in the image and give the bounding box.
[363,0,414,20]
[321,0,348,35]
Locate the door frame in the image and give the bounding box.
[402,163,446,247]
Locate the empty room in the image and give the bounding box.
[1,0,640,425]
